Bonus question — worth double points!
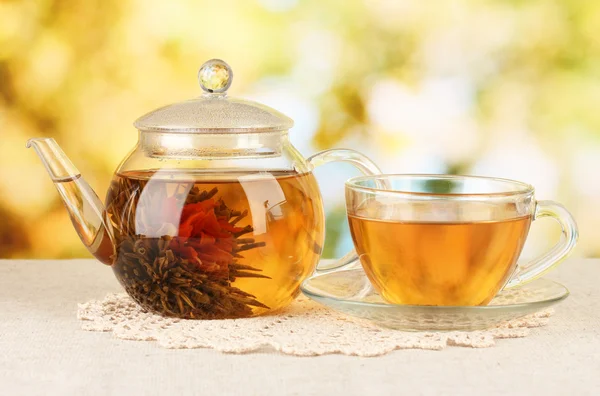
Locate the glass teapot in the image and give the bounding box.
[27,59,381,319]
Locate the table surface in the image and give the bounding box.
[1,258,599,396]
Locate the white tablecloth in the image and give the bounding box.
[1,258,599,395]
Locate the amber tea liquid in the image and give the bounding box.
[105,169,324,318]
[348,215,532,306]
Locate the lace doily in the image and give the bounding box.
[77,293,553,356]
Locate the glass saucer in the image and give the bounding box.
[301,267,569,331]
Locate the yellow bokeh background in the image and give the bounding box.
[1,0,599,259]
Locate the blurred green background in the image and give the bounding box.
[1,0,598,259]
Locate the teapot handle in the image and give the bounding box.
[307,149,382,274]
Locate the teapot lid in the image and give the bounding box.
[134,59,294,133]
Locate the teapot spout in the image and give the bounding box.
[26,138,115,265]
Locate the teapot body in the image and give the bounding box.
[104,130,325,318]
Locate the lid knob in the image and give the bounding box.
[198,59,233,94]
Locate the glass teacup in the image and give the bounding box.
[345,175,578,306]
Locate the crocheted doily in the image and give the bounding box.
[77,294,553,356]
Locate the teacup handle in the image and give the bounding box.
[307,149,382,274]
[504,200,578,289]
